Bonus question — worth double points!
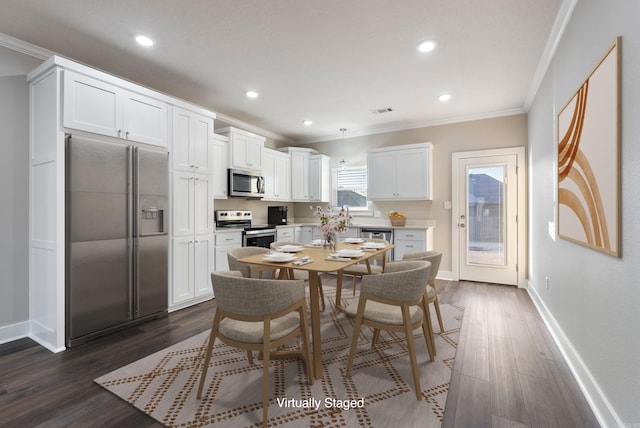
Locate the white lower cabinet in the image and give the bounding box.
[299,226,315,243]
[214,231,243,271]
[276,226,296,242]
[171,234,214,309]
[393,228,433,261]
[339,227,360,239]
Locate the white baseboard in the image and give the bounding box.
[436,270,455,281]
[168,294,214,313]
[526,280,624,428]
[0,321,30,345]
[0,320,65,353]
[28,320,66,353]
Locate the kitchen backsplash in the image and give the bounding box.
[214,198,434,226]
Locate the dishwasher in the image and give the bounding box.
[360,228,394,264]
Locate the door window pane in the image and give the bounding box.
[467,166,506,266]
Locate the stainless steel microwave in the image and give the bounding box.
[228,169,265,198]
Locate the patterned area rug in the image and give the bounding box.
[95,282,463,427]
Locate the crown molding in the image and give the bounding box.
[523,0,578,110]
[214,112,295,144]
[0,32,54,60]
[296,108,526,144]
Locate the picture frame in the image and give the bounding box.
[557,37,621,257]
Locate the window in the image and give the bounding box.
[333,166,371,214]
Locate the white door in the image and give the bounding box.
[453,148,523,286]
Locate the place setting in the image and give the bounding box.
[359,241,387,251]
[326,248,365,262]
[261,252,297,263]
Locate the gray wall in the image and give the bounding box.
[0,75,29,327]
[528,0,640,425]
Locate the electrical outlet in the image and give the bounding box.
[545,276,550,290]
[374,210,381,217]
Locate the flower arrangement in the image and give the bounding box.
[311,205,353,249]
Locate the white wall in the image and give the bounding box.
[528,0,640,426]
[0,75,29,333]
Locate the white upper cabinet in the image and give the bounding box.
[290,149,310,201]
[63,70,168,147]
[172,107,214,174]
[283,147,330,202]
[367,143,433,200]
[217,126,265,172]
[211,134,229,199]
[309,154,330,202]
[262,148,291,201]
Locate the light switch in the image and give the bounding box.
[444,201,452,209]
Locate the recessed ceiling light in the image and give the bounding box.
[439,94,451,102]
[135,35,154,47]
[303,120,313,126]
[245,90,259,99]
[417,40,436,53]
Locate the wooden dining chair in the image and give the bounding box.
[270,241,326,310]
[197,271,314,427]
[342,239,389,295]
[227,247,274,279]
[344,260,434,400]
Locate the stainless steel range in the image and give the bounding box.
[215,210,277,248]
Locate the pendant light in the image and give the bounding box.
[339,128,347,172]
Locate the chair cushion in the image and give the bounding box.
[426,285,436,299]
[218,311,301,344]
[344,264,384,275]
[344,300,423,325]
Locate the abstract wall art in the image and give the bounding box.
[557,37,621,257]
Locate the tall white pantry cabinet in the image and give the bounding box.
[170,108,216,310]
[27,56,217,352]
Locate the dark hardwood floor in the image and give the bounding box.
[0,280,599,427]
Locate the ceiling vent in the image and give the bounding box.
[370,107,393,114]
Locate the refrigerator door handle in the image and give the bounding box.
[130,146,138,319]
[132,146,141,318]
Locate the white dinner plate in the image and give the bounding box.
[277,245,304,252]
[262,254,297,262]
[344,238,364,244]
[336,249,364,258]
[360,242,386,249]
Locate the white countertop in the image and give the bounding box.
[276,220,435,230]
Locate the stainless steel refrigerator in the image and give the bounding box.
[66,134,169,346]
